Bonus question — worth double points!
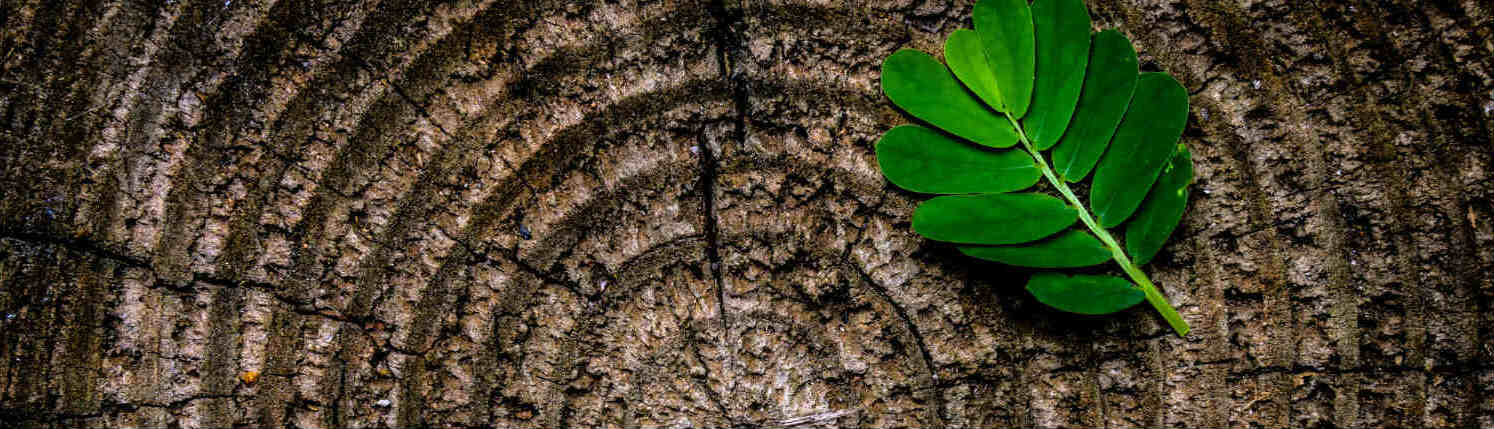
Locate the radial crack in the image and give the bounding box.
[704,0,747,333]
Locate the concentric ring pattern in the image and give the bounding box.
[1,0,1492,427]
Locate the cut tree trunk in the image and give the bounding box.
[1,0,1491,427]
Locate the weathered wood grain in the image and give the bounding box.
[1,0,1490,427]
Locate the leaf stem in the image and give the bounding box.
[1002,115,1190,337]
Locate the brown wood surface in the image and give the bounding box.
[1,0,1492,427]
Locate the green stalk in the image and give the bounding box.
[1003,114,1190,337]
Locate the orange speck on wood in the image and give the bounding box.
[240,371,260,385]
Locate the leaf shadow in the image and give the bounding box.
[914,237,1128,339]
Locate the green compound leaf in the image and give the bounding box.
[1023,0,1091,149]
[875,125,1040,194]
[881,49,1018,148]
[1126,145,1194,265]
[945,29,1006,114]
[974,0,1035,117]
[1051,30,1138,182]
[957,229,1111,268]
[873,0,1195,336]
[1090,72,1190,228]
[912,193,1076,245]
[1026,273,1145,315]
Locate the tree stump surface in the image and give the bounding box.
[1,0,1491,427]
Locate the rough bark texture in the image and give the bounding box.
[1,0,1492,427]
